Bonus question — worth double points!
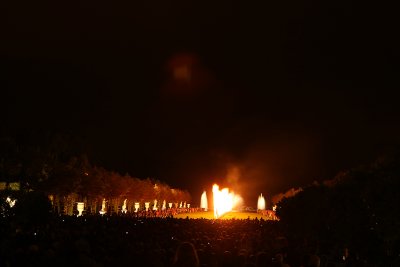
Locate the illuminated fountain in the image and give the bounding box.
[257,194,266,210]
[168,202,173,209]
[212,184,242,219]
[162,200,166,210]
[145,202,150,211]
[201,191,208,211]
[153,199,158,211]
[121,199,127,214]
[134,202,140,212]
[99,199,107,215]
[77,202,84,216]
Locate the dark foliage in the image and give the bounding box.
[13,191,52,225]
[277,154,400,265]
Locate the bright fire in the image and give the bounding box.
[212,184,242,219]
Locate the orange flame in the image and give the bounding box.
[212,184,242,219]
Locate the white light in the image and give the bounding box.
[6,197,17,208]
[99,199,107,215]
[201,191,208,211]
[122,199,127,214]
[134,202,140,212]
[257,194,266,210]
[76,202,84,217]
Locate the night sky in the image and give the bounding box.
[2,0,399,204]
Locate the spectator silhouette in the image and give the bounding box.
[173,242,200,267]
[302,254,320,267]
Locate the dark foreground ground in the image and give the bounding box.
[0,215,390,267]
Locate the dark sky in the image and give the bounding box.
[1,0,399,204]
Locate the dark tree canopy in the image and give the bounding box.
[277,153,400,264]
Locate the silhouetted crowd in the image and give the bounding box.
[0,215,378,267]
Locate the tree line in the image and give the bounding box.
[0,133,191,215]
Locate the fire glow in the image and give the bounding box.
[212,184,242,219]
